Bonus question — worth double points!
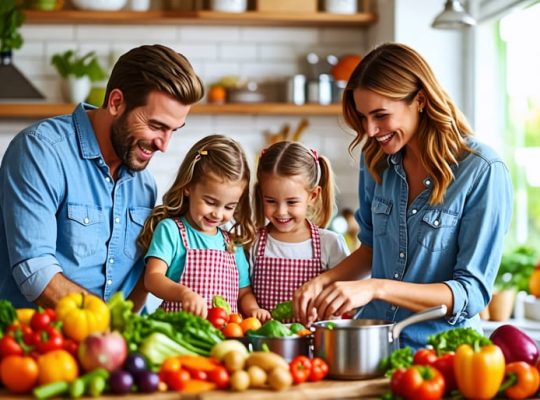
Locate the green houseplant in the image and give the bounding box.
[51,49,106,104]
[0,0,24,55]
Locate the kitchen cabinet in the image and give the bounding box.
[0,7,375,120]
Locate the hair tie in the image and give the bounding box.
[310,149,319,161]
[309,148,321,185]
[260,148,268,157]
[194,148,208,161]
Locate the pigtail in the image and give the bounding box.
[310,155,335,228]
[253,182,266,230]
[229,183,257,250]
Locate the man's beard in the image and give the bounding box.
[110,113,151,172]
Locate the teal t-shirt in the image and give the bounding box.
[145,217,250,288]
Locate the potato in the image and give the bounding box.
[230,370,250,392]
[210,340,249,361]
[223,350,246,372]
[267,367,293,391]
[247,365,267,388]
[245,351,289,372]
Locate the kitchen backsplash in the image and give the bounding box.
[0,20,369,212]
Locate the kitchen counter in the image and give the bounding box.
[0,378,389,399]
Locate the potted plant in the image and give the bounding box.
[0,0,24,58]
[51,49,106,104]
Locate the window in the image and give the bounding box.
[474,1,540,250]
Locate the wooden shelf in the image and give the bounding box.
[23,9,377,27]
[0,103,342,119]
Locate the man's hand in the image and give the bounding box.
[35,272,87,308]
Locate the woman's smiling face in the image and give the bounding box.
[353,88,423,155]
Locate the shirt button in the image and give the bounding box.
[425,179,431,186]
[391,305,397,310]
[399,252,405,258]
[412,209,417,214]
[107,279,112,285]
[109,258,114,264]
[115,217,120,224]
[83,218,89,224]
[394,273,399,278]
[105,177,111,182]
[434,220,440,226]
[99,160,104,165]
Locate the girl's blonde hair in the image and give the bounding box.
[138,134,255,252]
[343,42,473,204]
[254,141,335,229]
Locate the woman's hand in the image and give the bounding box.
[313,279,376,321]
[293,276,327,325]
[180,288,208,318]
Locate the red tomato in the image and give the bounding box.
[30,308,56,331]
[0,335,23,358]
[222,322,243,337]
[414,348,438,366]
[391,365,445,400]
[187,368,208,381]
[164,369,191,391]
[208,365,230,389]
[207,307,229,329]
[290,355,312,384]
[308,357,329,382]
[0,355,39,393]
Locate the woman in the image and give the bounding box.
[293,42,513,349]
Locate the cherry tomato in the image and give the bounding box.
[0,355,39,393]
[222,322,243,337]
[308,357,329,382]
[414,348,438,366]
[165,369,191,391]
[187,368,208,381]
[208,365,230,389]
[228,313,243,324]
[290,355,312,384]
[30,308,56,331]
[207,307,229,329]
[0,335,23,357]
[240,317,262,334]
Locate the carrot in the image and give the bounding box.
[181,379,217,393]
[177,355,218,372]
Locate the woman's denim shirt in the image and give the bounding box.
[356,138,513,349]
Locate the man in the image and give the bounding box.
[0,44,205,310]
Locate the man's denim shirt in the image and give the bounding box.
[355,138,513,349]
[0,104,156,308]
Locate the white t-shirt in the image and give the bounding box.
[249,228,350,275]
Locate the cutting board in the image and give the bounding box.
[0,378,388,399]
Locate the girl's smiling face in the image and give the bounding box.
[353,88,423,155]
[185,173,245,235]
[260,173,319,239]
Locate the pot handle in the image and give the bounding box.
[390,305,447,342]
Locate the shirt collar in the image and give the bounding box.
[73,103,101,160]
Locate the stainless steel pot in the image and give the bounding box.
[249,335,312,362]
[312,305,447,379]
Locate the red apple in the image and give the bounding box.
[78,331,127,372]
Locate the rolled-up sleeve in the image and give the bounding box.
[446,160,513,324]
[2,131,64,301]
[356,155,376,247]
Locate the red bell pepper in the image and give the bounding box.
[413,348,438,366]
[290,355,312,384]
[412,348,456,393]
[34,325,64,354]
[390,365,445,400]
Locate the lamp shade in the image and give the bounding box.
[432,0,476,29]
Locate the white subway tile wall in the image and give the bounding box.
[0,22,367,211]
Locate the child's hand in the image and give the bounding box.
[249,308,272,322]
[180,289,208,318]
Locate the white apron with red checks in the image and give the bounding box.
[160,218,239,313]
[252,221,323,312]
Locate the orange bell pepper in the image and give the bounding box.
[500,361,540,400]
[454,343,505,399]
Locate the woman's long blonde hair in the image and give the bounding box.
[253,141,335,229]
[138,134,256,252]
[344,42,473,204]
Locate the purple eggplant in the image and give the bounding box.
[490,324,539,365]
[109,369,134,394]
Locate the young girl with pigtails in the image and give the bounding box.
[250,141,350,322]
[138,134,261,319]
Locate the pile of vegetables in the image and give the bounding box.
[381,325,540,400]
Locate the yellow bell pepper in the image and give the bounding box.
[37,349,79,384]
[454,343,505,399]
[55,293,110,342]
[15,308,35,326]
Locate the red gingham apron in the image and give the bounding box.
[160,218,239,313]
[252,221,323,312]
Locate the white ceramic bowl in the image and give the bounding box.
[524,296,540,321]
[71,0,128,11]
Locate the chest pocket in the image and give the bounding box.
[372,198,392,236]
[418,209,459,252]
[66,203,104,257]
[124,207,152,259]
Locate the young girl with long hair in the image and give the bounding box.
[138,134,259,318]
[250,141,349,320]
